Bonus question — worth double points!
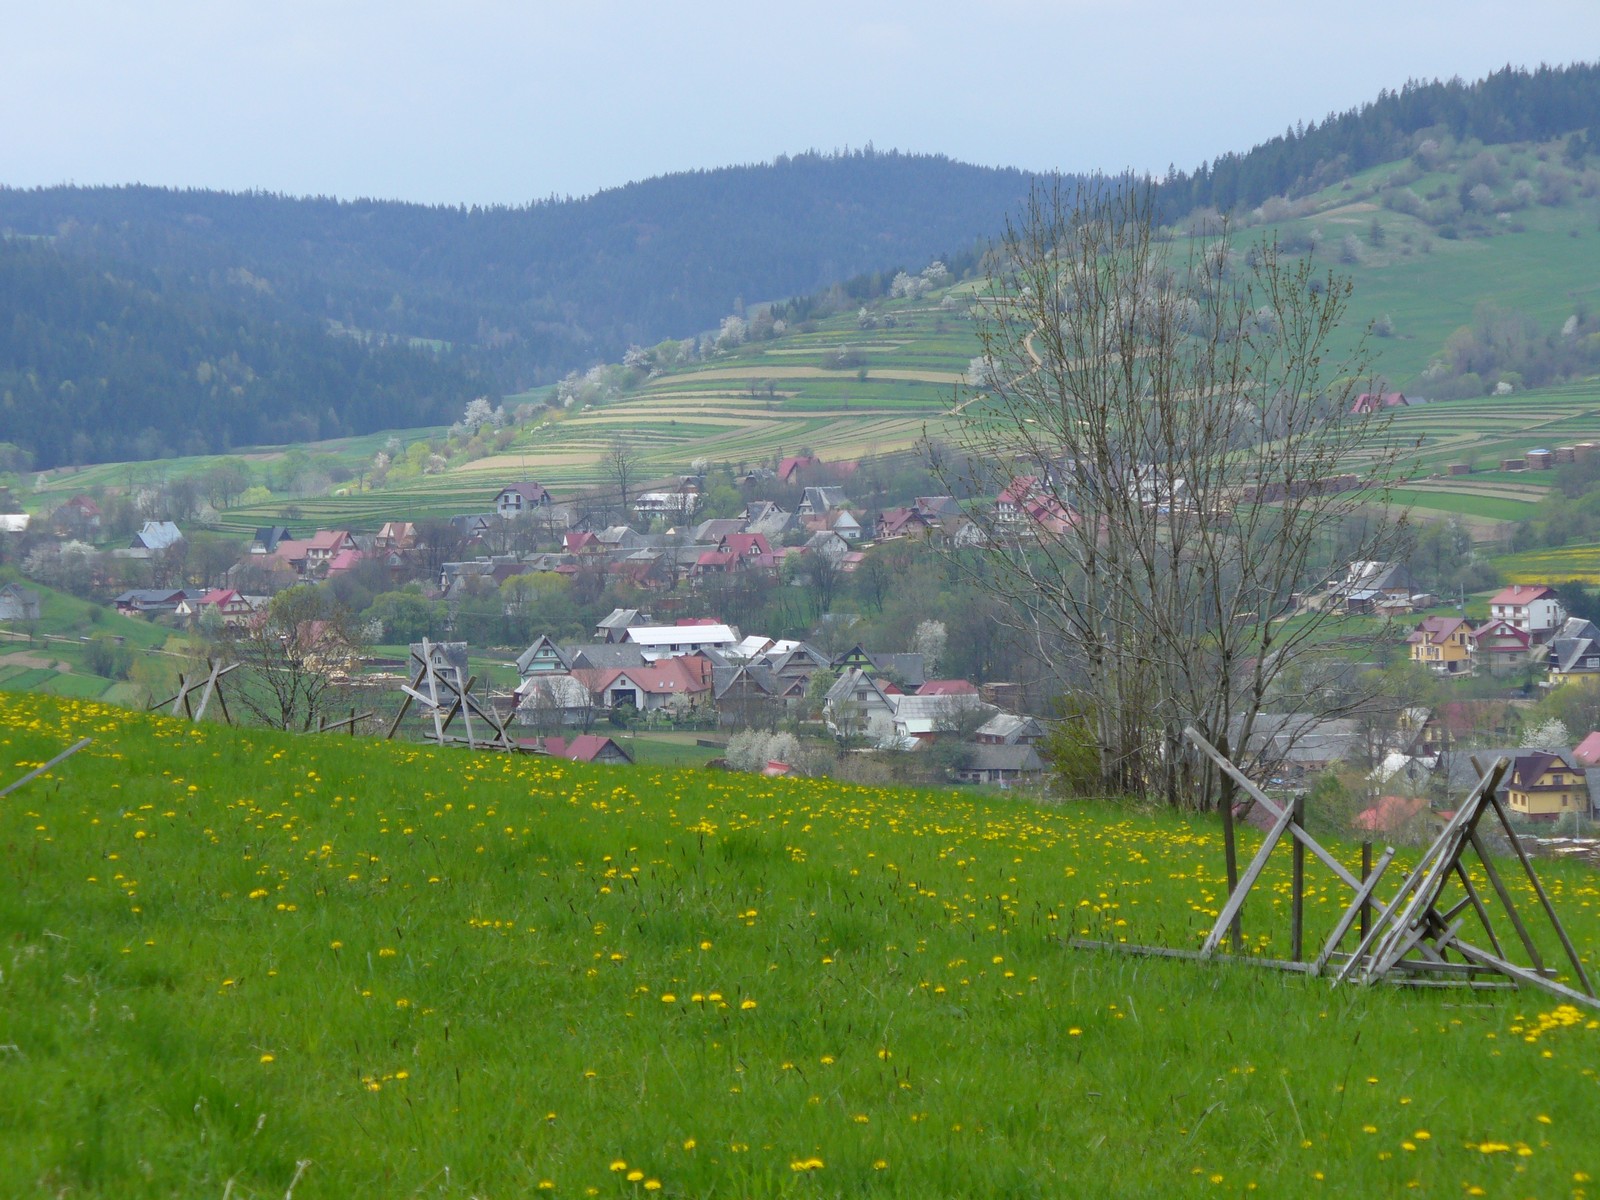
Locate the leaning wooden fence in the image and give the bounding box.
[1071,727,1598,1009]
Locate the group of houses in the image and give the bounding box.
[506,607,1046,785]
[1237,700,1600,829]
[1402,585,1600,683]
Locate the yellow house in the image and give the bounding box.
[1407,616,1472,674]
[1506,753,1590,820]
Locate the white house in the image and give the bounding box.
[1489,585,1566,640]
[494,483,552,518]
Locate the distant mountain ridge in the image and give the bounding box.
[0,150,1041,381]
[3,62,1596,470]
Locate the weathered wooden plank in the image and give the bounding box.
[1201,792,1298,956]
[0,738,92,798]
[1313,844,1394,976]
[1185,726,1362,891]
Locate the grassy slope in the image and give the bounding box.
[0,577,180,703]
[2,691,1597,1198]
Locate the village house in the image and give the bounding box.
[0,582,41,621]
[995,476,1040,523]
[130,520,184,552]
[623,622,739,659]
[250,526,294,555]
[514,673,600,728]
[1407,615,1473,674]
[51,495,102,537]
[1349,391,1409,415]
[374,521,418,552]
[890,693,996,747]
[955,744,1047,787]
[1505,752,1590,820]
[1546,617,1600,681]
[595,608,648,642]
[298,531,358,573]
[1489,585,1566,641]
[1469,618,1533,675]
[634,489,700,519]
[494,482,552,519]
[174,588,255,628]
[1325,561,1420,613]
[974,713,1045,745]
[533,734,633,765]
[874,507,933,541]
[515,635,575,676]
[113,588,191,618]
[823,667,903,747]
[777,455,819,485]
[796,486,848,516]
[571,656,713,714]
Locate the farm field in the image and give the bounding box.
[3,690,1598,1197]
[1492,542,1600,585]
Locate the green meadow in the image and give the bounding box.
[2,690,1598,1197]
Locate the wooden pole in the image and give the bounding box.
[1485,790,1596,997]
[1360,841,1373,941]
[0,738,91,798]
[1218,772,1243,952]
[1291,794,1306,962]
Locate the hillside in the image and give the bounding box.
[0,150,1037,409]
[0,238,481,468]
[4,690,1599,1196]
[5,65,1598,476]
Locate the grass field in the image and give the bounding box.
[1492,542,1600,585]
[3,690,1599,1197]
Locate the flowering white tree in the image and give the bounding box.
[462,397,494,432]
[913,620,947,678]
[717,315,748,349]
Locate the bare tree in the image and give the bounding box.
[604,434,643,525]
[939,179,1410,809]
[218,585,361,731]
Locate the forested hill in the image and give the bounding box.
[0,238,481,468]
[1158,62,1600,214]
[0,150,1039,378]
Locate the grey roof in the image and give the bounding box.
[744,506,799,539]
[713,662,782,700]
[976,713,1044,743]
[767,643,831,675]
[799,486,849,513]
[133,520,184,550]
[963,744,1046,773]
[596,607,643,631]
[568,644,650,670]
[1438,747,1547,795]
[693,518,746,543]
[515,636,574,675]
[869,652,925,689]
[1233,713,1364,768]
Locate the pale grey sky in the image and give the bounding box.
[4,0,1596,206]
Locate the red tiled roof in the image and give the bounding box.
[918,679,979,696]
[1572,731,1600,767]
[1489,585,1556,606]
